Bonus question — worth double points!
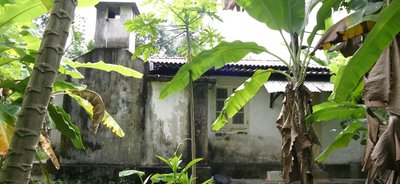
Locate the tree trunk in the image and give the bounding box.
[185,25,197,183]
[277,84,318,184]
[0,0,76,183]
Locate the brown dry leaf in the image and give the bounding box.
[364,46,391,104]
[330,35,362,57]
[362,35,400,183]
[366,114,400,182]
[39,134,60,170]
[312,15,375,55]
[0,123,13,156]
[387,37,400,116]
[276,85,316,184]
[72,90,105,134]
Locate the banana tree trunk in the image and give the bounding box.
[277,84,318,184]
[0,0,76,183]
[363,35,400,183]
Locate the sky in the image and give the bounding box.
[75,1,347,61]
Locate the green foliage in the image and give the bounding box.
[59,58,84,79]
[64,16,90,59]
[307,100,367,162]
[0,0,49,31]
[125,0,223,61]
[308,0,342,45]
[306,101,366,124]
[212,69,273,131]
[159,41,267,99]
[48,104,85,149]
[151,155,203,184]
[316,121,366,162]
[67,91,125,137]
[333,0,400,102]
[0,62,21,81]
[236,0,305,34]
[65,59,143,79]
[119,153,206,184]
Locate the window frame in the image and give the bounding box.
[212,84,249,133]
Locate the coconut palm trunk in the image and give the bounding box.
[0,0,76,183]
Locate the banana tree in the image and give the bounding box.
[158,0,344,183]
[312,0,400,182]
[124,0,222,182]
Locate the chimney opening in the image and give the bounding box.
[108,7,120,19]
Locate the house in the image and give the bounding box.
[57,1,365,182]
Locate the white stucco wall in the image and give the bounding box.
[207,76,283,163]
[319,120,364,164]
[207,77,364,164]
[143,81,189,165]
[312,93,365,164]
[146,77,364,165]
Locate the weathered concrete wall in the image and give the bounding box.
[208,77,282,163]
[207,76,364,165]
[62,48,145,165]
[143,81,189,165]
[94,4,135,49]
[311,93,364,164]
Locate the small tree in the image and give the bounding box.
[0,0,143,183]
[158,0,358,183]
[310,0,400,182]
[0,0,78,183]
[125,0,222,182]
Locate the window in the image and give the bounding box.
[108,7,120,19]
[214,86,248,133]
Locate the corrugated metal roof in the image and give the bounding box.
[148,57,331,76]
[264,80,334,93]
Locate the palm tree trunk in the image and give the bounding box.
[0,0,76,183]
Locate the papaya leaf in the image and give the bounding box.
[316,121,366,162]
[52,81,87,92]
[124,13,161,38]
[38,134,60,169]
[65,60,143,78]
[333,0,400,102]
[0,104,17,126]
[212,69,273,131]
[236,0,305,34]
[71,90,105,134]
[306,105,366,124]
[0,0,48,30]
[47,104,85,149]
[160,41,267,99]
[59,58,84,79]
[0,77,29,94]
[20,26,42,50]
[67,91,125,137]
